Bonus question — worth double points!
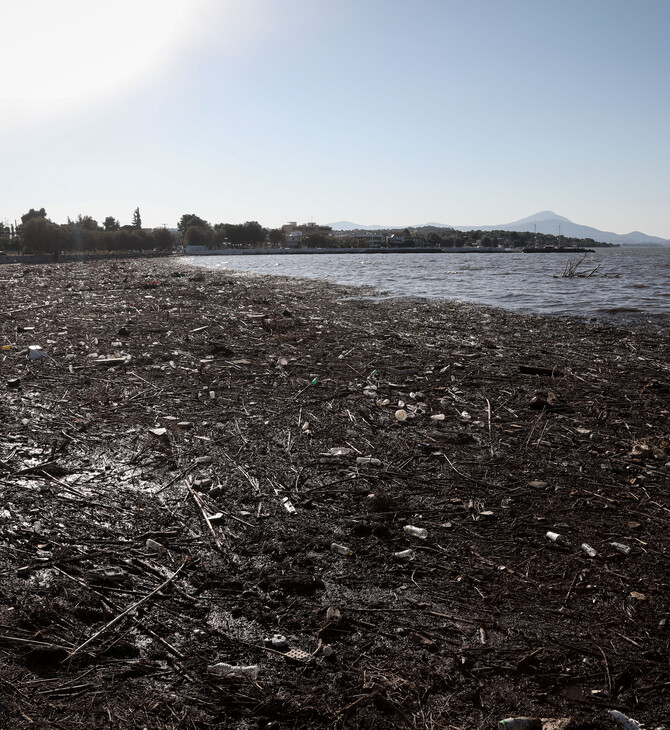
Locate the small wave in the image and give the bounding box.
[599,306,644,314]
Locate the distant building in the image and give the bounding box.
[353,231,385,247]
[281,221,333,247]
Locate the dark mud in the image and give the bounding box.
[0,259,668,729]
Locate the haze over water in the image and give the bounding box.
[189,247,670,330]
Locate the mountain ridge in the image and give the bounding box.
[329,212,669,245]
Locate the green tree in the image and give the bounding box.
[178,214,210,235]
[268,228,284,248]
[21,217,64,255]
[77,214,99,231]
[21,208,47,225]
[103,216,120,232]
[152,227,175,251]
[184,225,214,249]
[242,221,265,247]
[132,207,142,229]
[305,233,330,248]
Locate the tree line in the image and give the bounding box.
[1,208,611,255]
[0,208,290,255]
[0,208,174,256]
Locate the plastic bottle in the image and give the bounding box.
[207,662,259,679]
[404,525,428,539]
[331,543,352,556]
[393,549,416,561]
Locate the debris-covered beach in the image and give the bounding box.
[1,258,668,729]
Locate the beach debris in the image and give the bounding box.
[29,345,47,360]
[207,662,259,679]
[324,447,352,456]
[281,497,296,514]
[145,538,167,554]
[94,355,131,366]
[326,607,341,621]
[264,634,289,651]
[89,567,128,584]
[331,543,352,556]
[395,409,408,421]
[608,710,643,730]
[403,525,428,539]
[546,531,569,545]
[497,718,541,730]
[498,717,542,730]
[283,648,312,664]
[356,456,382,466]
[581,543,597,558]
[609,542,631,555]
[393,549,416,561]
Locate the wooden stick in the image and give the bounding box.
[68,562,185,657]
[188,483,224,550]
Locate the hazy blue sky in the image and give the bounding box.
[2,0,669,236]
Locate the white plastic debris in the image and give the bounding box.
[29,345,47,360]
[581,543,597,558]
[609,542,631,555]
[393,549,416,561]
[207,662,259,679]
[497,719,541,730]
[394,409,408,421]
[325,447,352,456]
[356,456,382,466]
[608,709,643,730]
[403,525,428,539]
[331,543,352,556]
[281,497,296,514]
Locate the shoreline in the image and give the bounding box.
[1,258,668,728]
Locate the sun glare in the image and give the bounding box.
[1,0,209,109]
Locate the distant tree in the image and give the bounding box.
[21,208,47,225]
[132,207,142,229]
[305,233,330,248]
[268,228,284,248]
[178,214,210,234]
[103,216,120,232]
[184,225,214,249]
[152,227,175,251]
[110,228,151,252]
[77,214,99,231]
[21,217,64,255]
[242,221,265,247]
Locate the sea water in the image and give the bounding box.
[187,246,670,330]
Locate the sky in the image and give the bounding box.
[2,0,670,237]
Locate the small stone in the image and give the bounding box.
[146,538,167,554]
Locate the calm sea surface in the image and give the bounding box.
[187,247,670,330]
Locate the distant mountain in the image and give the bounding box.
[329,221,389,231]
[330,212,669,245]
